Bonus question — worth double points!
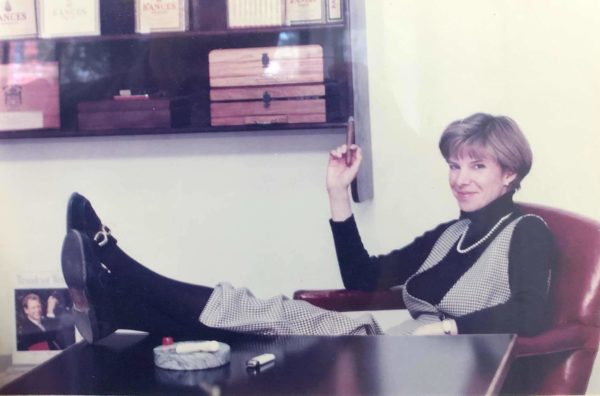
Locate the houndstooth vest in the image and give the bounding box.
[402,214,545,319]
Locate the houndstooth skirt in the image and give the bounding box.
[199,283,385,336]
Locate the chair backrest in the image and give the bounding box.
[518,203,600,328]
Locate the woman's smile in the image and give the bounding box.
[448,151,516,212]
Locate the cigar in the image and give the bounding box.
[346,116,355,166]
[174,340,220,354]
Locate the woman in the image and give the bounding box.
[329,113,554,336]
[61,113,555,343]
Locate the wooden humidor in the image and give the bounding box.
[77,97,190,130]
[209,45,326,126]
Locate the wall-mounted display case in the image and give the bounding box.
[0,0,373,201]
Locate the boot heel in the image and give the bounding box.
[61,230,116,343]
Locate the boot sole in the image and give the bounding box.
[61,230,113,343]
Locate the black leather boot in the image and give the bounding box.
[66,192,117,250]
[61,229,117,343]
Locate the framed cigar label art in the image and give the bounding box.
[285,0,325,25]
[135,0,188,33]
[227,0,283,29]
[326,0,342,23]
[36,0,100,38]
[0,0,38,39]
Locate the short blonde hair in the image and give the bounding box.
[22,293,41,309]
[439,113,532,191]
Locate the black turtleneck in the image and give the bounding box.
[329,193,555,336]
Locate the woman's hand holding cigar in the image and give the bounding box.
[326,117,362,221]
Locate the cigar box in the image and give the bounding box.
[209,45,325,126]
[77,97,191,130]
[0,62,60,132]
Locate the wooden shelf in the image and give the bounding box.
[0,23,346,45]
[0,122,347,140]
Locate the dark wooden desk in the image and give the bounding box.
[1,332,515,395]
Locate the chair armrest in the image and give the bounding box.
[294,290,600,359]
[515,324,600,358]
[293,289,406,312]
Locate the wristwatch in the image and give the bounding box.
[441,319,453,335]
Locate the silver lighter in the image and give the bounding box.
[246,353,276,369]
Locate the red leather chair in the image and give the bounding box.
[294,203,600,395]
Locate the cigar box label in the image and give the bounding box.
[0,112,43,131]
[37,0,100,38]
[136,0,188,33]
[326,0,342,22]
[285,0,324,25]
[4,85,23,109]
[0,0,37,39]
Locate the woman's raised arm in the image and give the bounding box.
[326,144,361,221]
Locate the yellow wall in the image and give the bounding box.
[365,0,600,228]
[361,1,600,391]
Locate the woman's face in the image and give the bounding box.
[448,148,516,212]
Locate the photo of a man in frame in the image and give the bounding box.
[15,288,76,351]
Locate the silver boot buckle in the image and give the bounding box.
[93,225,112,247]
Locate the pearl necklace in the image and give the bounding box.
[456,212,513,254]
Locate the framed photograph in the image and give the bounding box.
[135,0,188,33]
[285,0,325,25]
[36,0,100,38]
[12,272,79,365]
[0,0,37,39]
